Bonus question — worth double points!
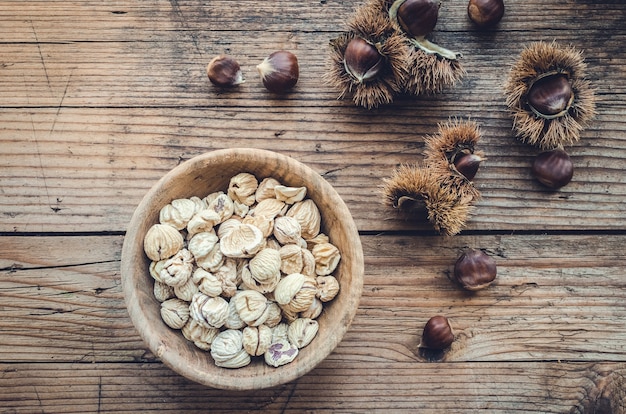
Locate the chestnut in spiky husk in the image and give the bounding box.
[392,0,439,38]
[382,0,465,95]
[504,41,596,150]
[423,118,484,201]
[382,163,475,236]
[326,2,408,109]
[343,37,385,83]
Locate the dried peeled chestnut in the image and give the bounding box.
[531,148,574,189]
[207,55,244,87]
[468,0,504,27]
[420,315,454,350]
[454,248,497,291]
[343,37,385,83]
[257,50,299,93]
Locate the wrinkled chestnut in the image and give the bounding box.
[395,0,439,38]
[527,73,574,119]
[257,50,299,93]
[531,148,574,189]
[467,0,504,27]
[206,55,244,87]
[420,315,454,350]
[454,248,497,291]
[453,152,483,181]
[343,37,385,83]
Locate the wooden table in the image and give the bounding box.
[1,1,625,412]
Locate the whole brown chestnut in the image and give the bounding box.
[343,37,385,83]
[468,0,504,28]
[454,248,497,291]
[256,50,299,93]
[531,148,574,189]
[206,55,244,87]
[527,73,574,119]
[392,0,439,38]
[420,315,454,350]
[453,152,483,181]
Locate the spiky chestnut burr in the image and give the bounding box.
[423,118,484,201]
[326,2,409,109]
[382,163,475,236]
[504,41,596,150]
[377,0,465,95]
[402,47,465,96]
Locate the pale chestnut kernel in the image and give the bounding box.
[144,223,184,261]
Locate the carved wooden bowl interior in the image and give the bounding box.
[121,148,364,390]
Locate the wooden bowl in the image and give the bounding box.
[121,148,364,390]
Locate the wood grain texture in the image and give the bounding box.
[1,0,625,412]
[1,234,624,364]
[0,1,625,233]
[0,361,624,413]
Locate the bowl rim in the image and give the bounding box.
[121,148,364,390]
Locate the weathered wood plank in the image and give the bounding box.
[1,106,624,233]
[1,29,625,108]
[1,94,625,232]
[0,1,624,41]
[1,234,624,363]
[1,1,625,233]
[0,361,623,413]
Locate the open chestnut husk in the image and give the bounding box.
[384,0,464,95]
[382,163,476,236]
[420,315,454,350]
[326,2,408,108]
[468,0,504,28]
[531,148,574,189]
[504,41,595,150]
[454,248,497,291]
[423,118,484,201]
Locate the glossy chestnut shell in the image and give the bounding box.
[467,0,504,27]
[453,152,483,181]
[257,50,299,93]
[531,148,574,189]
[527,73,574,119]
[454,249,497,291]
[421,315,454,349]
[343,37,384,83]
[207,55,244,87]
[396,0,439,38]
